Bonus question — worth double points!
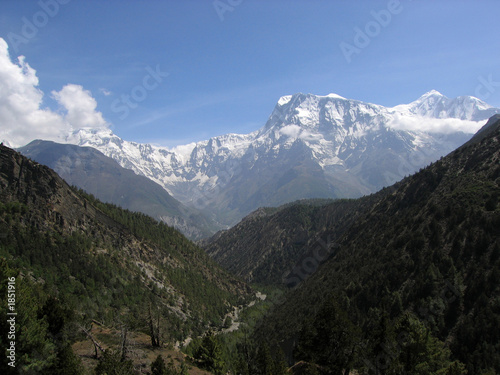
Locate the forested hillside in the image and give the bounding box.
[0,144,251,374]
[234,116,500,374]
[203,198,376,285]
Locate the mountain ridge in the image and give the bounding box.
[61,91,500,226]
[206,114,500,286]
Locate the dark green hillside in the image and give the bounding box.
[204,197,377,285]
[250,117,500,374]
[0,144,251,374]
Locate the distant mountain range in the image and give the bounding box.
[62,91,500,226]
[18,140,219,240]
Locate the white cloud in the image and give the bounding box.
[279,124,301,138]
[279,124,323,143]
[52,84,107,130]
[169,142,197,160]
[387,113,483,134]
[299,129,322,142]
[0,37,109,148]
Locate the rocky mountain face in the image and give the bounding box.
[65,91,500,226]
[18,140,220,240]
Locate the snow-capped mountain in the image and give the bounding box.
[66,91,500,226]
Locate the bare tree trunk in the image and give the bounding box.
[120,325,128,362]
[148,303,160,347]
[156,308,161,347]
[79,324,105,359]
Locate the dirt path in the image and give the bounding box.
[175,291,267,348]
[222,291,267,334]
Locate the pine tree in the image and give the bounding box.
[442,360,467,375]
[47,344,85,375]
[94,350,135,375]
[295,297,360,373]
[179,361,189,375]
[151,355,168,375]
[256,343,274,374]
[13,273,57,373]
[273,346,289,375]
[194,332,225,374]
[395,313,467,375]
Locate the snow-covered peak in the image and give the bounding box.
[325,93,346,100]
[420,89,445,98]
[405,90,446,109]
[278,95,293,106]
[264,92,386,135]
[390,90,497,122]
[454,95,492,111]
[66,127,117,146]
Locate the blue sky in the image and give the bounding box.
[1,0,500,147]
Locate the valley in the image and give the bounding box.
[1,105,499,375]
[1,2,500,374]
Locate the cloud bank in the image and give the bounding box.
[0,38,108,147]
[279,124,323,142]
[387,113,484,134]
[279,124,301,138]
